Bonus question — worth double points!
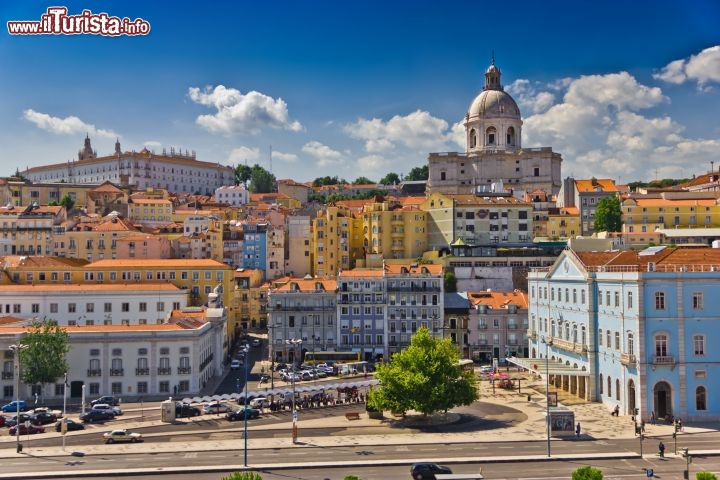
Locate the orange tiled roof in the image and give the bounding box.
[272,278,338,292]
[87,258,228,268]
[339,268,384,278]
[467,290,528,309]
[90,182,124,193]
[384,263,443,275]
[0,283,181,293]
[0,256,89,269]
[575,179,618,193]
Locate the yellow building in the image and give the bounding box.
[62,213,140,261]
[232,268,268,333]
[312,205,363,277]
[0,204,66,256]
[546,207,581,240]
[0,178,98,209]
[622,195,720,234]
[127,198,173,226]
[360,199,428,260]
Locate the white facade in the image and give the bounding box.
[0,284,187,326]
[215,185,249,206]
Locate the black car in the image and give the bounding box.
[5,413,32,427]
[410,462,453,480]
[90,396,119,407]
[30,411,58,425]
[175,403,201,417]
[55,418,85,432]
[79,409,114,423]
[225,407,260,421]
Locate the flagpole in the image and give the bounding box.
[62,372,67,450]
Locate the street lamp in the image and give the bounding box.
[9,344,28,454]
[540,336,553,458]
[243,350,248,467]
[267,323,281,389]
[286,338,302,444]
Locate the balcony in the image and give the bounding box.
[1,371,13,380]
[620,353,636,366]
[157,367,172,375]
[178,367,192,375]
[110,368,124,376]
[135,368,150,376]
[652,355,674,366]
[87,369,101,377]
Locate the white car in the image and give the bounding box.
[202,402,233,414]
[249,397,270,409]
[92,403,123,416]
[230,359,242,370]
[103,429,142,444]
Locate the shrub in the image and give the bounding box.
[220,472,263,480]
[697,473,718,480]
[571,466,603,480]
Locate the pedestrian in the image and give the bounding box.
[678,417,683,432]
[612,405,620,416]
[575,422,581,438]
[658,441,665,458]
[650,411,656,425]
[641,420,646,433]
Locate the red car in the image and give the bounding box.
[9,424,45,435]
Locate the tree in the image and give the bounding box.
[353,176,374,185]
[367,327,478,416]
[249,164,276,193]
[697,473,718,480]
[312,175,345,187]
[379,172,400,185]
[59,194,75,211]
[18,319,70,392]
[444,271,457,292]
[593,195,622,233]
[235,164,252,186]
[405,165,428,181]
[571,466,603,480]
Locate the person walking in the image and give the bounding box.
[650,411,656,425]
[575,422,581,438]
[641,420,646,433]
[658,441,665,458]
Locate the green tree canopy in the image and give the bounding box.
[368,327,478,416]
[571,466,603,480]
[379,172,400,185]
[353,176,374,185]
[697,473,719,480]
[405,165,429,181]
[249,164,276,193]
[235,164,252,186]
[444,271,457,292]
[59,194,75,211]
[18,320,70,387]
[312,175,345,187]
[593,195,622,233]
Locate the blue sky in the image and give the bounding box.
[2,0,720,185]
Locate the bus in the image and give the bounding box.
[457,359,474,372]
[304,351,361,364]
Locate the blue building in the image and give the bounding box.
[528,246,720,422]
[241,222,268,278]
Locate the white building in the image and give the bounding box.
[215,185,249,206]
[427,58,562,198]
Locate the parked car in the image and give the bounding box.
[230,359,242,370]
[225,407,260,421]
[55,418,85,432]
[80,409,115,423]
[30,411,58,425]
[5,413,32,427]
[175,402,201,417]
[248,397,270,409]
[104,429,143,444]
[410,462,453,480]
[0,415,5,427]
[300,370,315,381]
[1,400,27,413]
[202,402,233,414]
[479,365,493,375]
[9,423,45,435]
[92,403,123,416]
[90,396,119,407]
[251,338,261,347]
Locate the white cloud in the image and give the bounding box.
[302,141,344,167]
[188,85,302,135]
[23,109,116,138]
[228,146,261,164]
[344,110,452,153]
[272,151,298,163]
[654,45,720,88]
[506,79,556,114]
[143,141,162,150]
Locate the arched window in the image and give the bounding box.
[486,127,497,146]
[615,379,620,400]
[469,129,477,148]
[607,376,612,398]
[572,325,578,343]
[599,374,603,394]
[506,126,515,146]
[581,325,586,346]
[696,386,707,411]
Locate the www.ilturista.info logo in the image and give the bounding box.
[7,7,151,36]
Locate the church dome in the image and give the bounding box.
[468,89,521,121]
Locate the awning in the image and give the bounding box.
[506,356,591,377]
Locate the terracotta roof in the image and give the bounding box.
[0,256,89,269]
[0,283,181,293]
[571,247,720,268]
[575,179,618,193]
[559,207,579,215]
[452,195,531,206]
[271,278,338,292]
[384,263,443,275]
[90,182,124,193]
[626,198,718,207]
[467,290,529,309]
[87,259,228,268]
[130,198,172,205]
[339,268,384,278]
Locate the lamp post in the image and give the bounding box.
[243,350,248,467]
[9,344,27,454]
[286,338,302,444]
[540,336,552,458]
[268,323,281,390]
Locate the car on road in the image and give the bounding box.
[103,429,143,444]
[202,402,233,414]
[251,338,261,347]
[1,400,27,413]
[80,409,115,423]
[5,413,33,427]
[55,418,85,432]
[225,407,260,421]
[30,411,58,425]
[230,359,242,370]
[9,423,45,435]
[90,396,120,407]
[175,402,201,417]
[410,463,453,480]
[248,397,270,409]
[92,403,123,416]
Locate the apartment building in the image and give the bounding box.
[360,200,428,260]
[312,205,363,277]
[558,177,619,235]
[467,289,529,363]
[0,204,65,256]
[338,268,386,362]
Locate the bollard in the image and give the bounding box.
[16,443,22,453]
[527,394,531,402]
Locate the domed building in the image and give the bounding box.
[428,58,562,197]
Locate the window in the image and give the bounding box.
[139,302,147,312]
[50,303,58,313]
[111,382,122,395]
[599,374,603,394]
[654,292,665,310]
[86,303,94,313]
[581,289,586,304]
[627,291,633,309]
[157,302,165,312]
[614,291,619,307]
[68,303,76,313]
[628,333,634,355]
[104,303,112,313]
[692,292,704,310]
[598,329,603,347]
[137,382,148,394]
[655,334,668,357]
[606,330,611,348]
[615,379,620,400]
[159,381,169,393]
[121,303,130,312]
[696,386,707,411]
[607,376,612,398]
[89,383,100,395]
[614,332,620,350]
[693,334,705,356]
